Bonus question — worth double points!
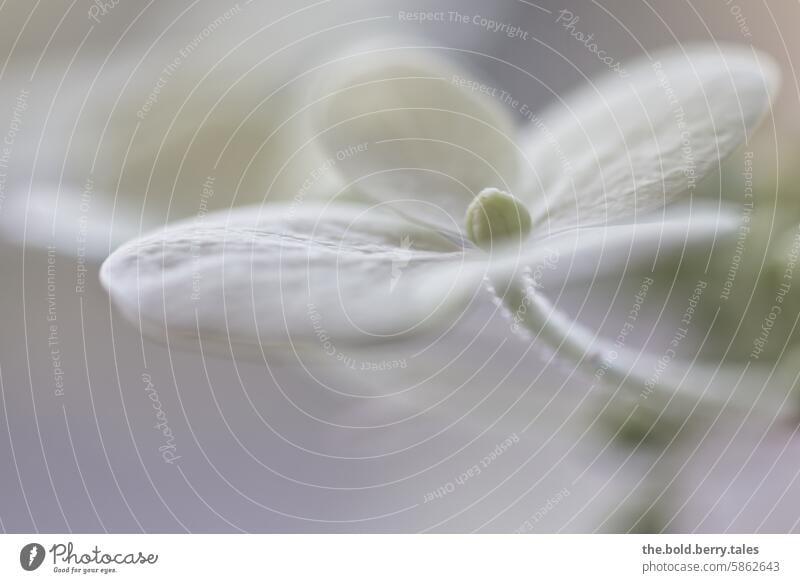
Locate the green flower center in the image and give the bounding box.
[464,188,532,250]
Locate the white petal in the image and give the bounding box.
[432,203,740,300]
[521,45,779,231]
[100,203,475,353]
[535,202,740,286]
[305,41,521,224]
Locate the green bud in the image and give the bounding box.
[464,188,532,250]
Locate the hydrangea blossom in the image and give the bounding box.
[100,42,785,416]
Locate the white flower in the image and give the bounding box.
[0,50,307,259]
[0,29,405,259]
[100,42,784,416]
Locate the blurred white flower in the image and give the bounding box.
[0,7,413,259]
[100,42,783,415]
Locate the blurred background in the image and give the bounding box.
[0,0,799,533]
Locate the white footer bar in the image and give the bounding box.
[1,534,797,582]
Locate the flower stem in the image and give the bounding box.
[498,273,798,421]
